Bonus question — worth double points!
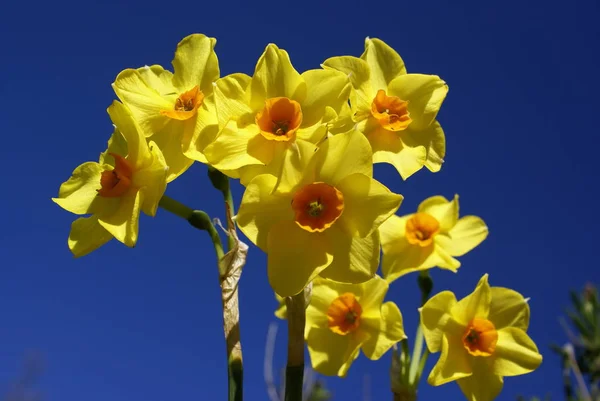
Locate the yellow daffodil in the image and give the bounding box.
[203,43,351,187]
[323,37,448,179]
[420,274,542,401]
[112,34,219,182]
[236,130,403,296]
[53,101,168,257]
[379,195,488,283]
[305,276,406,377]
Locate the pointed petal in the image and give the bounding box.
[181,97,220,164]
[305,277,342,328]
[361,302,406,360]
[427,333,473,386]
[317,130,373,185]
[306,326,366,377]
[488,288,530,331]
[112,69,173,136]
[300,69,351,126]
[148,119,193,182]
[388,74,448,130]
[368,126,427,180]
[418,194,459,233]
[99,127,128,165]
[336,173,402,237]
[320,228,379,284]
[172,34,219,95]
[274,139,319,194]
[133,141,168,216]
[457,359,503,401]
[452,275,492,325]
[436,216,489,256]
[267,220,332,296]
[68,216,113,258]
[420,291,462,353]
[214,73,253,127]
[322,55,374,114]
[493,327,542,376]
[98,189,143,247]
[137,65,175,95]
[360,37,406,91]
[236,175,294,250]
[107,100,151,170]
[401,121,446,173]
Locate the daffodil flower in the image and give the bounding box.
[112,34,220,182]
[53,101,168,257]
[203,43,351,187]
[379,195,488,283]
[323,37,448,179]
[236,130,403,296]
[305,276,406,377]
[420,274,542,401]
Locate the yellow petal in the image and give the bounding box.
[305,277,341,328]
[181,97,220,164]
[171,34,219,95]
[112,69,173,136]
[367,125,427,180]
[488,288,530,331]
[107,101,151,170]
[418,194,459,233]
[132,140,168,217]
[214,73,253,127]
[336,173,403,237]
[427,333,472,386]
[452,274,492,325]
[356,275,388,314]
[306,326,366,377]
[401,121,446,173]
[436,216,489,257]
[420,291,462,353]
[361,302,406,360]
[99,127,128,165]
[137,65,175,96]
[52,162,111,215]
[360,37,406,92]
[300,69,351,126]
[250,44,306,112]
[267,220,333,297]
[457,358,503,401]
[493,327,542,376]
[273,139,319,194]
[322,55,373,115]
[204,120,277,171]
[236,175,294,250]
[97,189,143,247]
[317,130,373,185]
[387,74,448,130]
[147,119,193,182]
[68,216,113,258]
[320,228,379,283]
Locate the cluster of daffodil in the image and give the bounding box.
[53,33,542,400]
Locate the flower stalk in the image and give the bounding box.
[285,291,306,401]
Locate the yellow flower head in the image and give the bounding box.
[112,34,220,182]
[52,101,168,257]
[323,38,448,179]
[236,130,403,296]
[305,276,406,377]
[203,43,351,187]
[420,274,542,401]
[379,195,488,283]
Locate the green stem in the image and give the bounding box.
[208,166,236,251]
[408,325,424,384]
[285,292,306,401]
[408,271,434,385]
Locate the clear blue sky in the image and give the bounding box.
[1,0,599,400]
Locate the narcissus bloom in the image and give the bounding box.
[305,276,406,377]
[236,130,403,296]
[52,101,168,257]
[420,274,542,401]
[323,37,448,180]
[379,195,488,283]
[112,34,219,182]
[203,43,351,186]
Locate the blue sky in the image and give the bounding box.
[1,0,599,400]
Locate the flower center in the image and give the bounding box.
[291,182,344,232]
[462,318,498,357]
[256,97,303,141]
[327,293,362,335]
[160,85,204,120]
[97,153,133,198]
[405,213,440,247]
[370,89,412,131]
